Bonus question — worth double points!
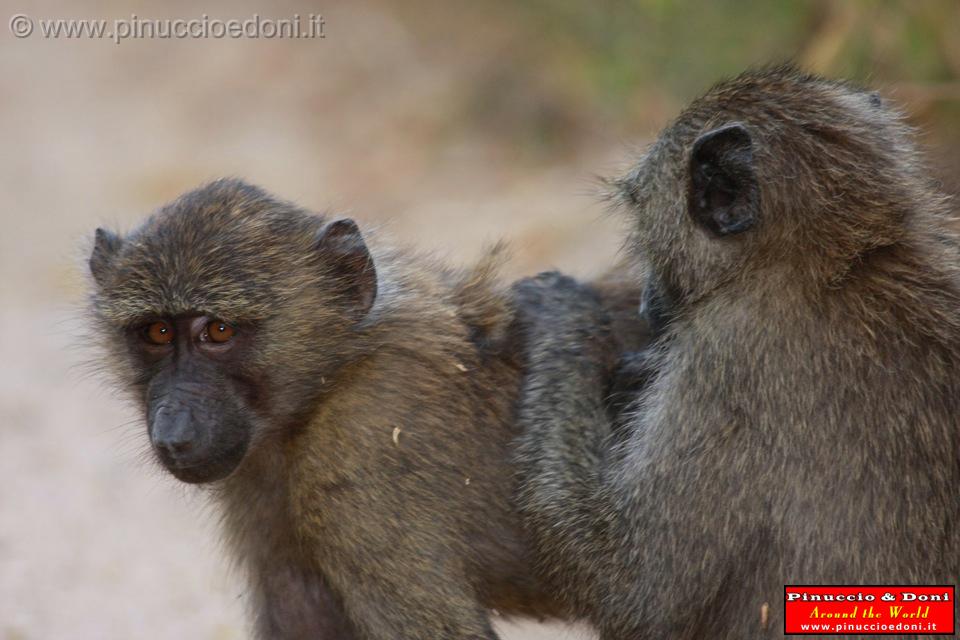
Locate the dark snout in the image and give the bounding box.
[147,383,251,484]
[152,405,199,457]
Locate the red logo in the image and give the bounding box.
[784,585,955,635]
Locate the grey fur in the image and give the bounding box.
[515,66,960,639]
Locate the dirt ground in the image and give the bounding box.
[0,1,630,638]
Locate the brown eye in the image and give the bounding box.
[206,321,235,343]
[143,321,174,345]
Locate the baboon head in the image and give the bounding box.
[615,65,925,309]
[89,179,377,483]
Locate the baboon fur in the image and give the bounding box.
[88,178,644,639]
[514,66,960,639]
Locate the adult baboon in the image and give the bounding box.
[515,66,960,639]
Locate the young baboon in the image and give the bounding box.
[88,179,643,639]
[515,66,960,639]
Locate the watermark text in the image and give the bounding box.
[9,13,325,44]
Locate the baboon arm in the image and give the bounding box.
[252,566,358,640]
[513,273,622,612]
[514,276,745,637]
[517,337,739,636]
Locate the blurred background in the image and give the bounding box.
[1,1,958,638]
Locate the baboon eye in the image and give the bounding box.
[143,321,174,345]
[205,320,235,343]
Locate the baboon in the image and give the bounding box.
[88,179,643,639]
[515,66,960,639]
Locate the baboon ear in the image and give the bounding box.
[89,228,123,286]
[316,219,377,320]
[688,123,759,237]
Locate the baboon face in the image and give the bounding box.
[89,180,377,484]
[123,313,257,483]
